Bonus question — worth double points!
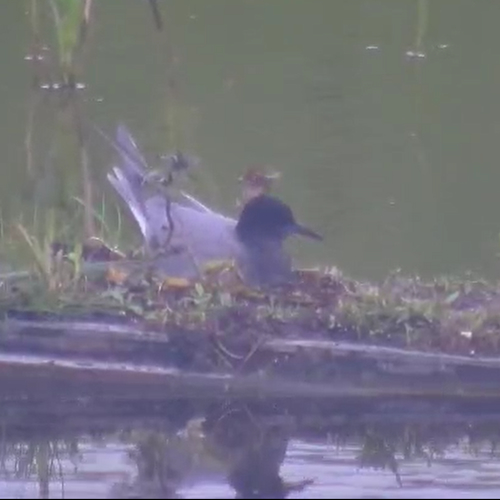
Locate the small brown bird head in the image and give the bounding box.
[238,166,281,206]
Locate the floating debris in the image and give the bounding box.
[39,81,87,91]
[405,50,427,59]
[24,54,44,61]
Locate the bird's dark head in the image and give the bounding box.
[235,194,322,243]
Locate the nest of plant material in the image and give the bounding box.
[2,237,500,368]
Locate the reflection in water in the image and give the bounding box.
[1,400,500,498]
[108,405,299,499]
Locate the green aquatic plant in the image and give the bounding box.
[48,0,92,86]
[72,193,125,250]
[14,209,83,292]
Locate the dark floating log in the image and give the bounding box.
[1,319,500,408]
[0,350,497,408]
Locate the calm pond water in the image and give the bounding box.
[2,0,500,498]
[2,0,500,282]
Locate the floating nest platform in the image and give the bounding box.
[2,243,500,405]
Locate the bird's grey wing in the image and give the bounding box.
[115,123,149,181]
[144,199,239,262]
[107,166,150,241]
[108,158,239,260]
[177,190,215,214]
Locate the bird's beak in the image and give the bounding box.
[291,224,323,241]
